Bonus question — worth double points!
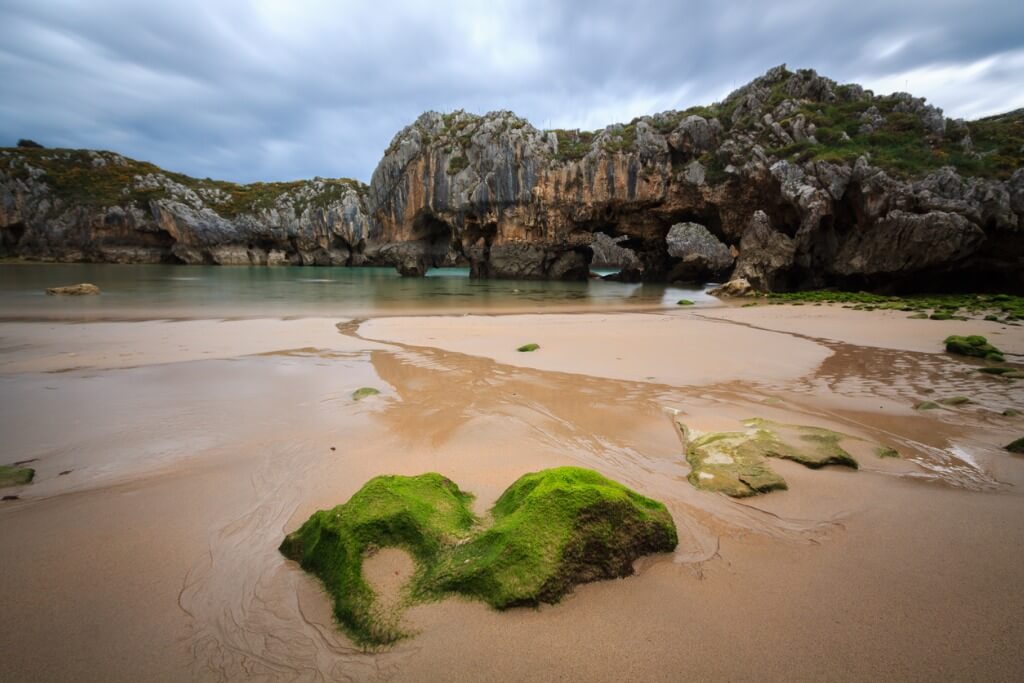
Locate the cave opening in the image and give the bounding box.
[0,222,27,256]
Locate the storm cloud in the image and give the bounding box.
[1,0,1021,183]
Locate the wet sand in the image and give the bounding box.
[1,304,1023,681]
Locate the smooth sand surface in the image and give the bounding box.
[360,312,833,386]
[699,303,1024,355]
[0,317,391,373]
[1,304,1023,681]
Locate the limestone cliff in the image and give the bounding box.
[3,65,1023,292]
[0,150,373,265]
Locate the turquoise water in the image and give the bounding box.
[0,263,714,320]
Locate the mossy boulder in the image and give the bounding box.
[944,335,1004,362]
[517,343,540,352]
[424,467,676,608]
[45,283,100,296]
[683,418,858,498]
[352,387,380,401]
[0,465,34,488]
[280,468,676,648]
[676,299,695,306]
[280,473,475,646]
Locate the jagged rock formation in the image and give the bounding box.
[3,65,1023,292]
[0,150,373,265]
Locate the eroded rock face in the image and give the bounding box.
[3,65,1023,292]
[664,222,734,282]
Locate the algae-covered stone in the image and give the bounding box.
[684,419,859,498]
[352,387,380,401]
[0,465,35,488]
[1004,409,1022,417]
[517,343,540,352]
[45,283,100,296]
[876,446,900,459]
[280,473,476,647]
[685,430,788,497]
[915,400,941,410]
[676,299,695,306]
[944,335,1004,362]
[1007,438,1024,453]
[280,467,677,648]
[977,367,1013,375]
[938,396,972,406]
[425,467,677,609]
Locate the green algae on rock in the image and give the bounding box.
[876,446,901,459]
[915,400,941,410]
[280,473,477,647]
[352,387,380,401]
[423,467,676,609]
[517,343,540,352]
[280,467,677,648]
[0,465,35,488]
[682,418,859,498]
[938,396,972,406]
[1007,438,1024,453]
[676,299,695,306]
[944,335,1004,362]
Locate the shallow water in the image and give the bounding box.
[0,263,711,320]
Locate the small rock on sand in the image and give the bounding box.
[46,283,100,296]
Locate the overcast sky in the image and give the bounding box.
[1,0,1022,183]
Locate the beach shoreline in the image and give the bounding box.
[1,303,1022,681]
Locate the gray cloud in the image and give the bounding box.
[1,0,1021,183]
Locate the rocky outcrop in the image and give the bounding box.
[664,222,734,281]
[3,65,1023,292]
[45,283,99,295]
[0,151,374,266]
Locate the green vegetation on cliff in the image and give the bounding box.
[279,468,676,648]
[0,147,366,216]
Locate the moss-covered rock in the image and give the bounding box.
[424,467,676,608]
[676,299,695,306]
[683,419,859,498]
[517,343,540,352]
[0,465,35,488]
[280,468,676,648]
[280,473,475,647]
[1007,438,1024,453]
[938,396,972,406]
[944,335,1004,362]
[915,400,941,410]
[876,446,900,459]
[978,367,1014,375]
[352,387,380,401]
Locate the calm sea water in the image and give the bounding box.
[0,263,714,320]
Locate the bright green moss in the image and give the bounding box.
[352,387,380,401]
[280,468,676,648]
[0,465,35,488]
[517,343,540,352]
[676,299,695,306]
[423,467,677,609]
[944,335,1004,362]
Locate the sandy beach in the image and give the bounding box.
[1,302,1023,681]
